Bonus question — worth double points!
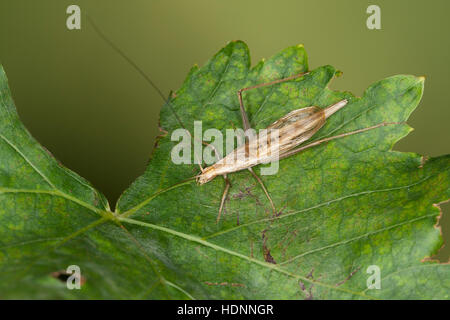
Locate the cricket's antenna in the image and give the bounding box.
[86,14,186,129]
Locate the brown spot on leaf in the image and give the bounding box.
[262,230,277,264]
[335,267,360,287]
[298,268,317,300]
[51,270,86,286]
[298,280,313,300]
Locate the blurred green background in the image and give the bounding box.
[0,0,448,260]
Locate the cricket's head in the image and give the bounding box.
[196,166,217,185]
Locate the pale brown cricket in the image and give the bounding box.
[87,20,399,223]
[197,98,346,185]
[195,72,400,222]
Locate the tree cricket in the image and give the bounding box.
[195,72,399,222]
[89,18,401,223]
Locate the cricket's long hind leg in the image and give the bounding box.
[248,168,276,214]
[217,175,231,223]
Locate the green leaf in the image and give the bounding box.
[1,41,449,299]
